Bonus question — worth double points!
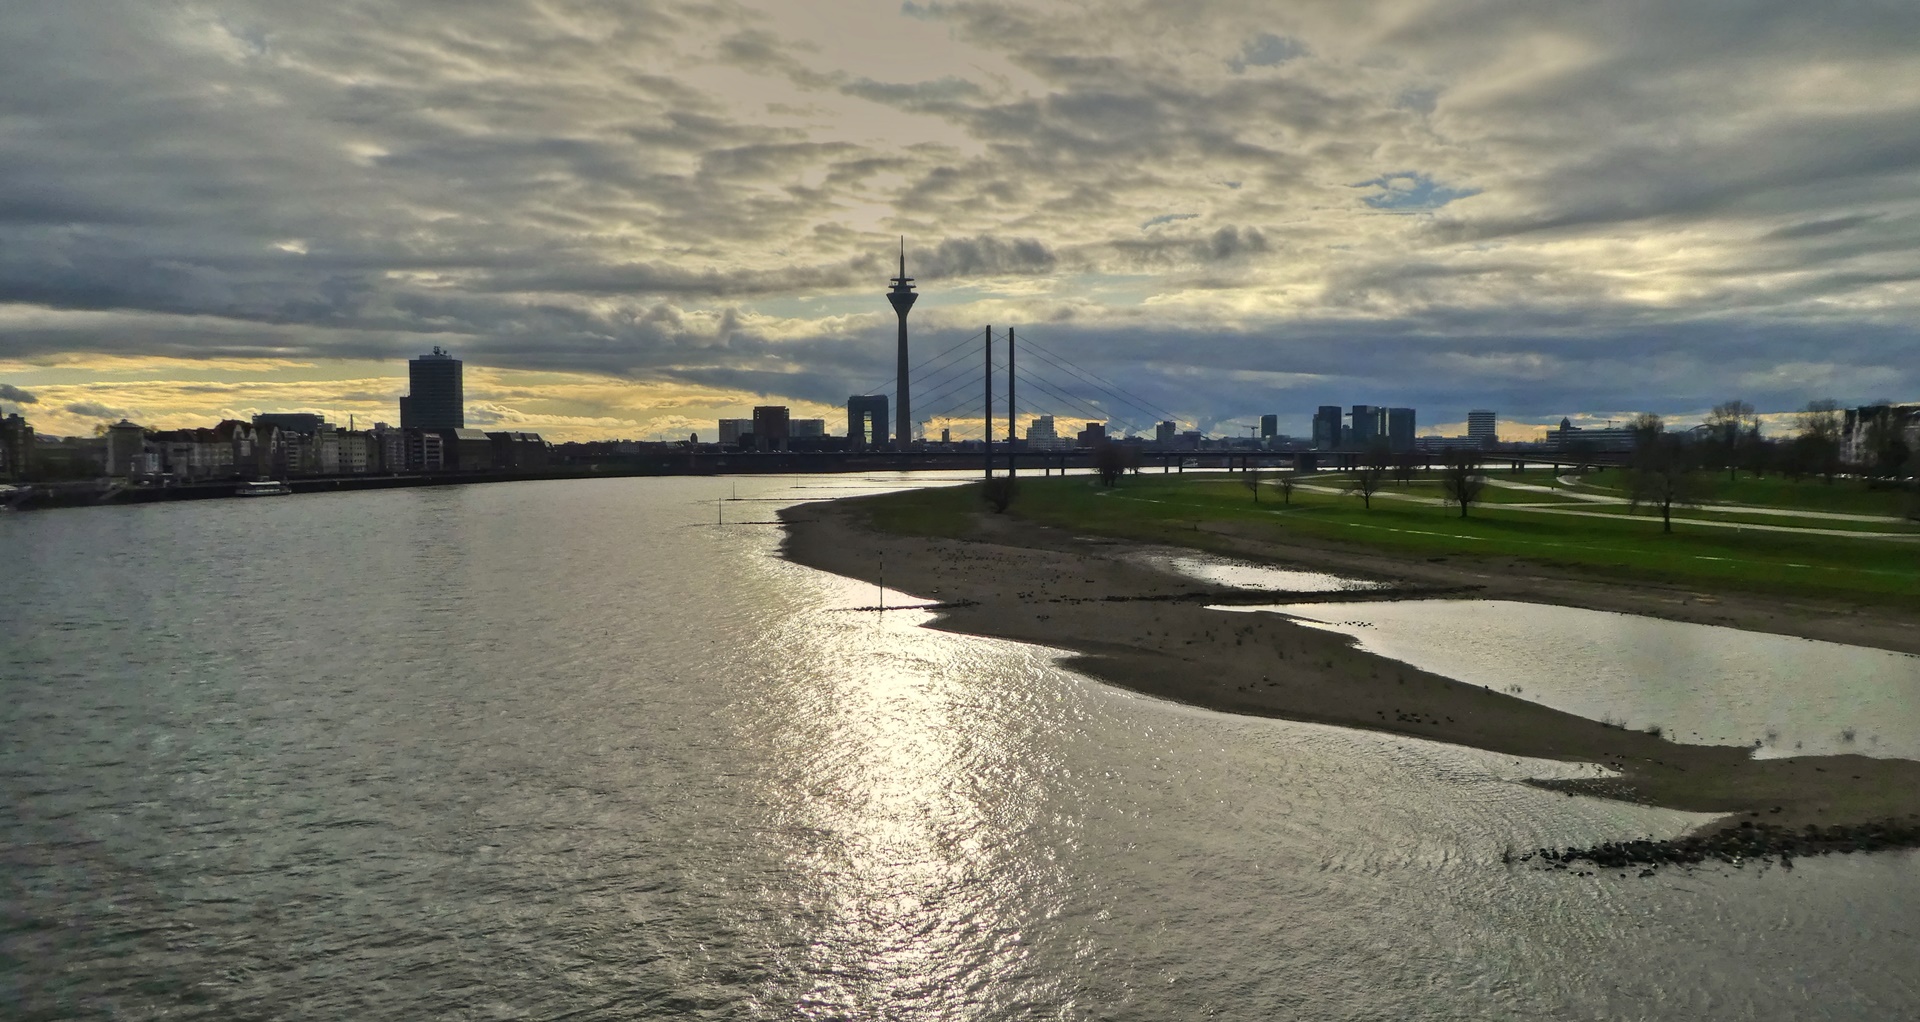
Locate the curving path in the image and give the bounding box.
[1284,480,1920,541]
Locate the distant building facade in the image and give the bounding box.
[1546,417,1637,452]
[401,347,464,430]
[1076,421,1107,447]
[1311,406,1342,450]
[1156,420,1176,445]
[1027,415,1070,451]
[1259,414,1278,439]
[752,406,790,450]
[0,412,33,481]
[846,395,888,449]
[1467,409,1497,448]
[253,412,324,435]
[1350,405,1384,448]
[1386,408,1416,453]
[488,431,549,471]
[1842,403,1920,467]
[1414,435,1485,454]
[790,418,827,438]
[106,420,149,478]
[717,418,753,446]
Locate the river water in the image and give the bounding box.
[3,474,1917,1020]
[1224,600,1920,762]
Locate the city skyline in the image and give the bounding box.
[3,2,1917,442]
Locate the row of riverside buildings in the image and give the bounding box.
[14,415,550,483]
[0,348,547,484]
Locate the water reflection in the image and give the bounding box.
[720,576,1068,1018]
[1134,549,1386,593]
[7,475,1920,1020]
[1226,599,1920,760]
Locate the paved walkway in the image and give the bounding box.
[1286,481,1919,541]
[1482,478,1911,524]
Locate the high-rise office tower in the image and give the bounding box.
[1351,404,1383,448]
[752,405,791,450]
[885,241,917,450]
[401,347,464,429]
[1312,405,1343,450]
[1467,409,1497,448]
[1259,414,1278,439]
[847,395,889,449]
[1156,420,1176,445]
[1386,408,1416,452]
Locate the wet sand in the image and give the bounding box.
[779,494,1920,846]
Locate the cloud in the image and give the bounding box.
[1141,213,1200,230]
[916,235,1058,278]
[1763,214,1883,241]
[1354,173,1481,212]
[0,0,1914,440]
[0,383,38,404]
[1228,33,1308,74]
[63,401,131,420]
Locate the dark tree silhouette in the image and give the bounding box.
[1346,449,1389,509]
[1439,450,1487,518]
[1626,425,1708,533]
[1795,400,1843,484]
[1392,451,1417,485]
[1704,400,1758,481]
[1274,472,1297,505]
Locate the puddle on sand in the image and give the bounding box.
[1221,598,1920,761]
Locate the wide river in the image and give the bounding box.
[3,474,1917,1020]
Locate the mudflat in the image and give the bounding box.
[779,491,1920,848]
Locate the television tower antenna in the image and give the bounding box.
[885,238,918,451]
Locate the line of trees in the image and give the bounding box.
[1699,398,1909,485]
[1327,397,1915,528]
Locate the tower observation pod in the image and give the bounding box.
[886,239,918,450]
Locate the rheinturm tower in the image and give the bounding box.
[885,239,917,450]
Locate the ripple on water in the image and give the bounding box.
[5,477,1920,1020]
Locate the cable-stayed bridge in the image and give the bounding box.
[848,325,1204,449]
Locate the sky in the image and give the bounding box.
[1,0,1917,441]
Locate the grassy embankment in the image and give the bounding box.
[1567,471,1915,517]
[862,471,1920,611]
[1367,472,1920,533]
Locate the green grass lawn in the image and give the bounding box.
[1516,500,1920,534]
[1570,472,1910,517]
[857,473,1920,609]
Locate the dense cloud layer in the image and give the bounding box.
[2,0,1916,438]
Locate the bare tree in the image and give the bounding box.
[1704,400,1758,481]
[1737,422,1771,478]
[1392,450,1417,485]
[1346,449,1389,509]
[1794,399,1843,484]
[1862,409,1913,482]
[1241,464,1262,503]
[1438,450,1488,518]
[1627,429,1708,533]
[1629,411,1665,446]
[1274,472,1297,505]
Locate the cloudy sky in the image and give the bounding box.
[2,0,1917,441]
